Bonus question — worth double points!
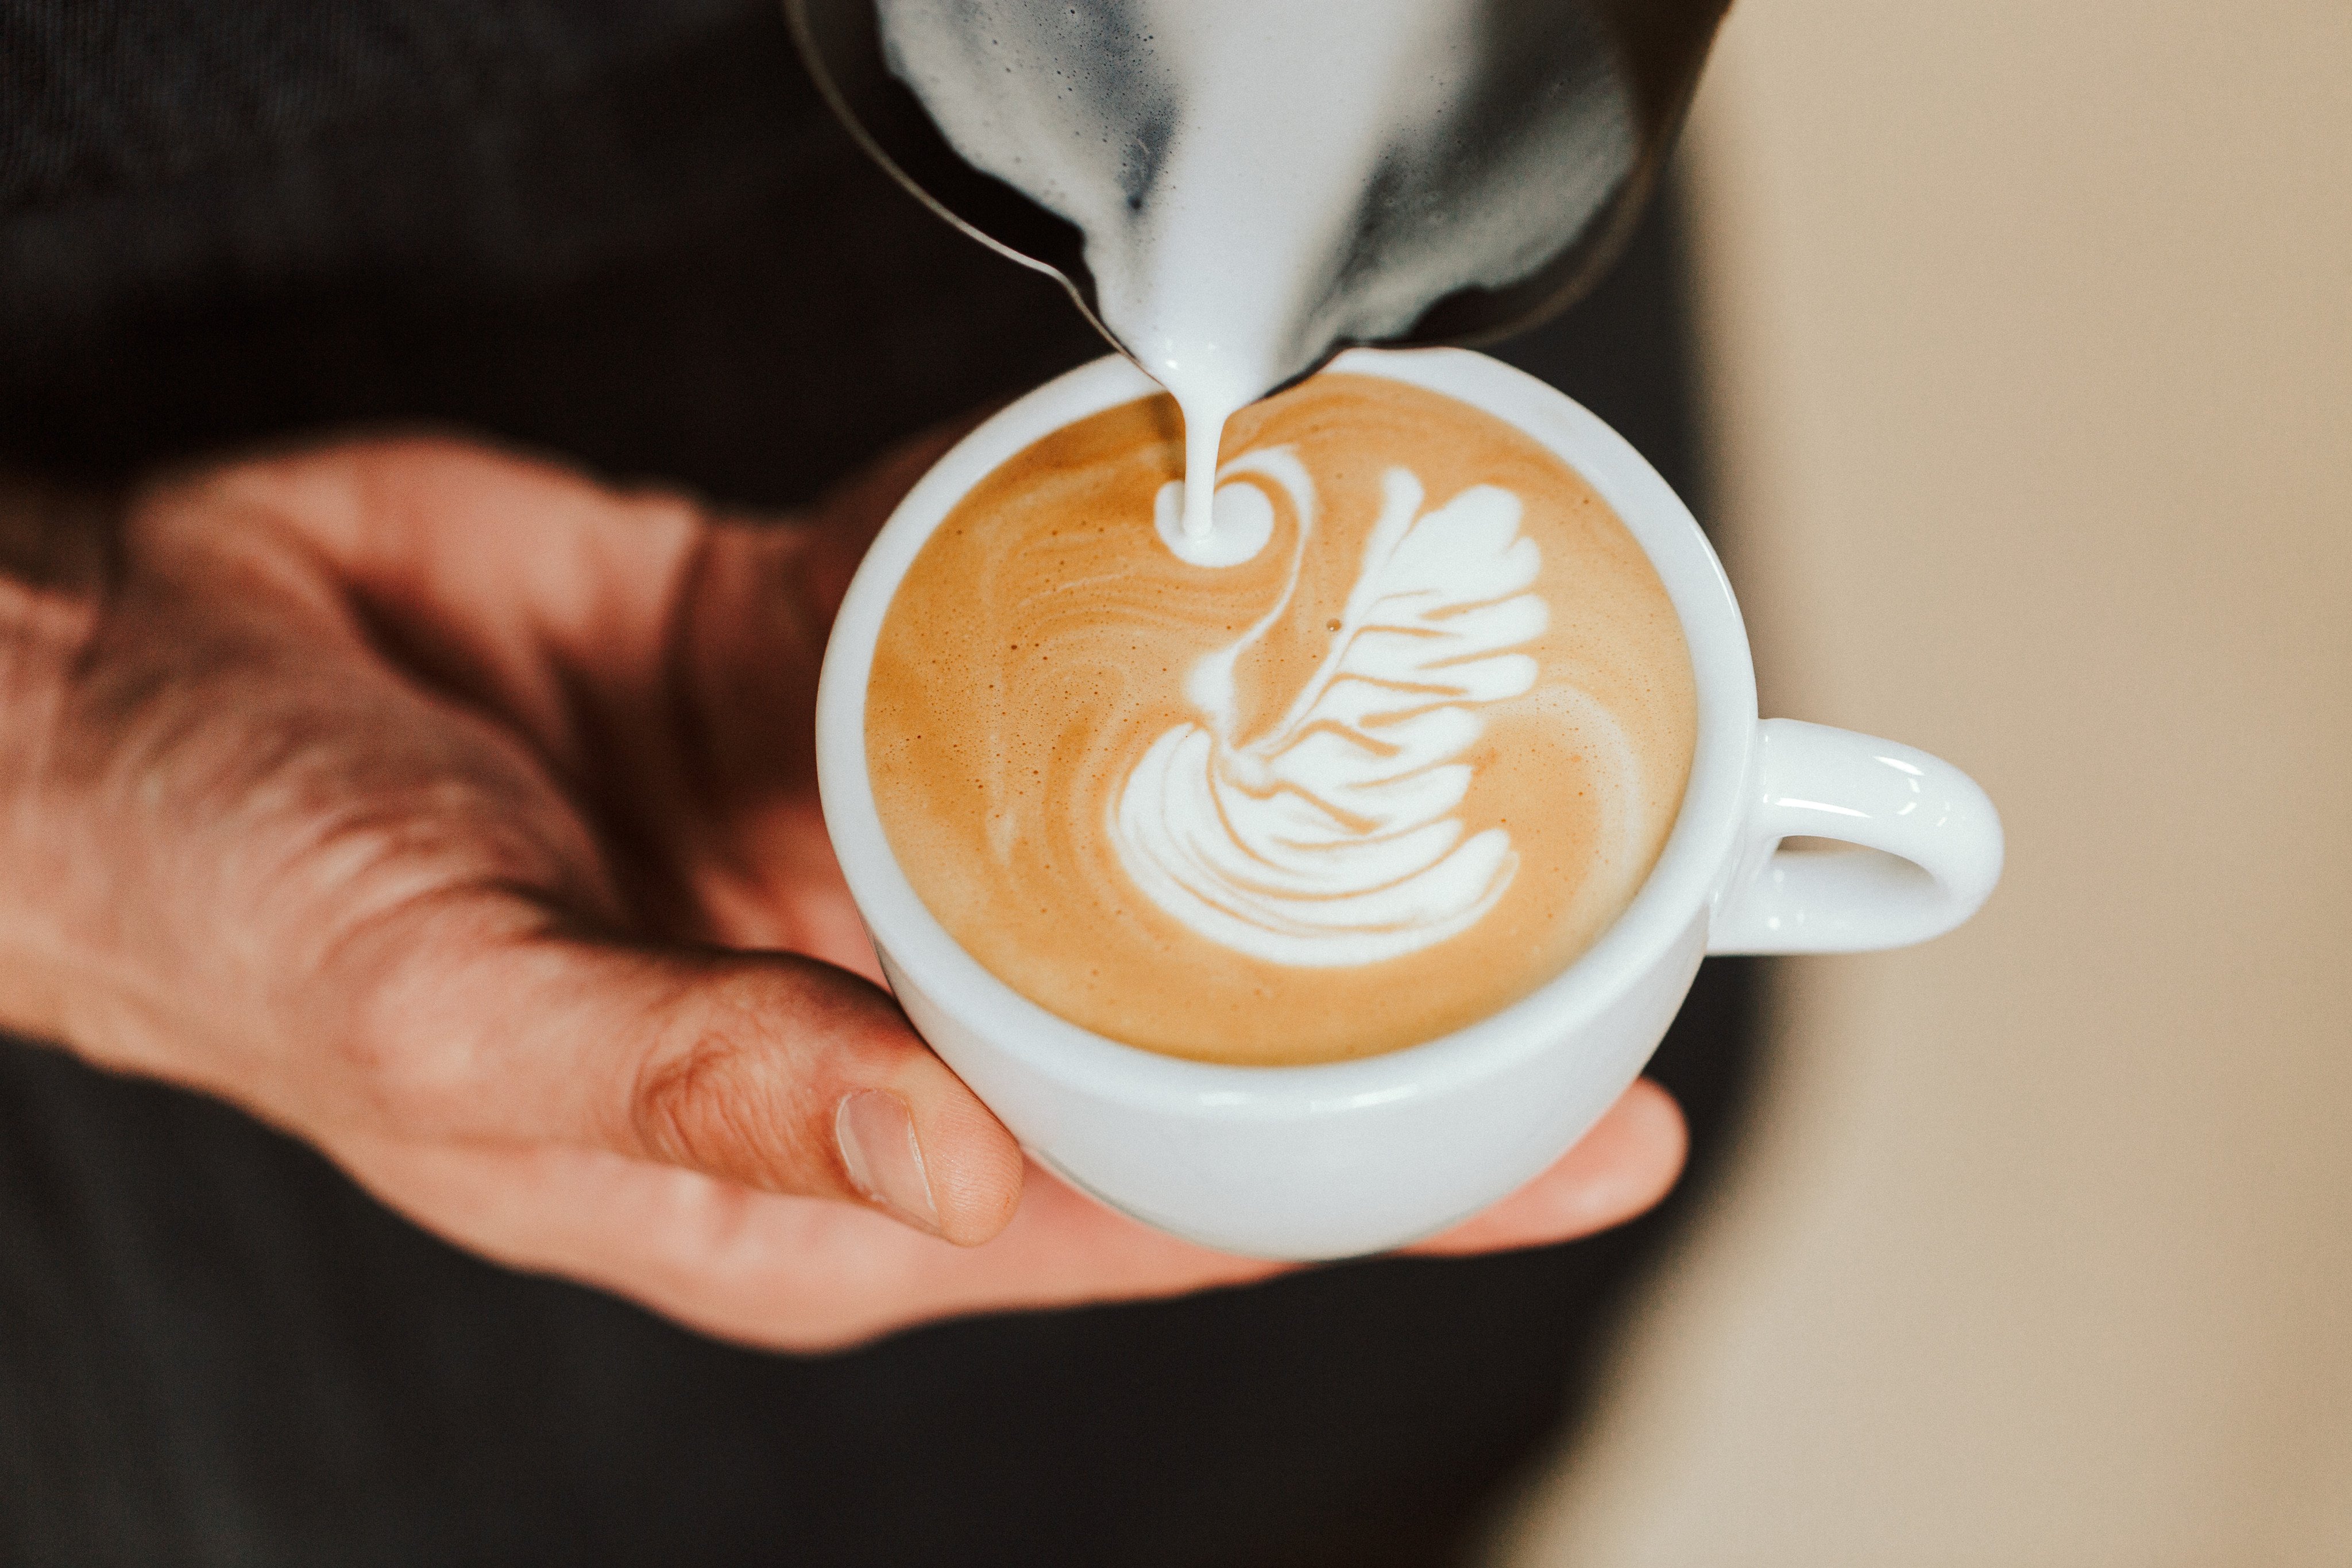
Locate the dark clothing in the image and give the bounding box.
[0,4,1761,1565]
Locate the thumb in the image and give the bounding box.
[318,901,1026,1245]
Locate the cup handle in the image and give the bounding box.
[1706,719,2003,955]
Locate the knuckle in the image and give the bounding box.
[628,992,815,1188]
[296,884,559,1132]
[629,1035,752,1170]
[316,922,496,1128]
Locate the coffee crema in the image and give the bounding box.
[867,373,1695,1065]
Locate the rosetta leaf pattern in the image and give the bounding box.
[1113,464,1550,967]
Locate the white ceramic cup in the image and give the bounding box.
[816,347,2002,1260]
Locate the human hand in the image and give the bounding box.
[0,434,1685,1351]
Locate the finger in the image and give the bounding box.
[1408,1079,1687,1256]
[670,427,980,815]
[318,895,1024,1246]
[782,417,992,624]
[335,1138,1288,1353]
[337,1084,1682,1354]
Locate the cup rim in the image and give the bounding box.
[815,346,1757,1113]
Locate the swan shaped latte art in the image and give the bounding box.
[1113,450,1549,967]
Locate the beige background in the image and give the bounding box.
[1490,2,2351,1563]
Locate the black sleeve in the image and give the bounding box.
[0,0,1101,502]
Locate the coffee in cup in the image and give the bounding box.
[866,372,1696,1065]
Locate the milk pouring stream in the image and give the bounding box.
[875,0,1635,562]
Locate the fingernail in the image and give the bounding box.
[835,1091,942,1235]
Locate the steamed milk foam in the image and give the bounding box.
[867,375,1696,1065]
[878,0,1633,559]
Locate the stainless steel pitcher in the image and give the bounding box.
[789,0,1729,397]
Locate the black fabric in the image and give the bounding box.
[0,0,1104,501]
[0,3,1763,1564]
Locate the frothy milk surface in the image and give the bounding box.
[867,374,1695,1065]
[877,0,1632,554]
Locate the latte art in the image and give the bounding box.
[868,373,1695,1065]
[1114,465,1550,967]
